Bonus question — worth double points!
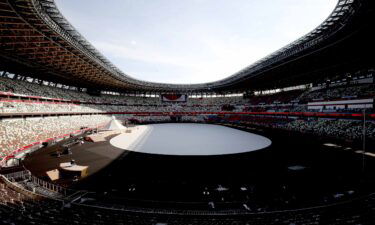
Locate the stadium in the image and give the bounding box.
[0,0,375,224]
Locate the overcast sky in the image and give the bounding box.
[55,0,337,84]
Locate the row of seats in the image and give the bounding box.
[1,176,375,224]
[1,76,374,109]
[220,116,375,141]
[0,115,111,157]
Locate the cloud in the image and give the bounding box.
[55,0,336,84]
[93,35,272,84]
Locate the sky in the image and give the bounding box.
[54,0,337,84]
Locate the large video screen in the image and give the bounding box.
[161,94,188,102]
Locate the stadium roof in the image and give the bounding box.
[0,0,374,93]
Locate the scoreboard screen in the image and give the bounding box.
[161,94,187,102]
